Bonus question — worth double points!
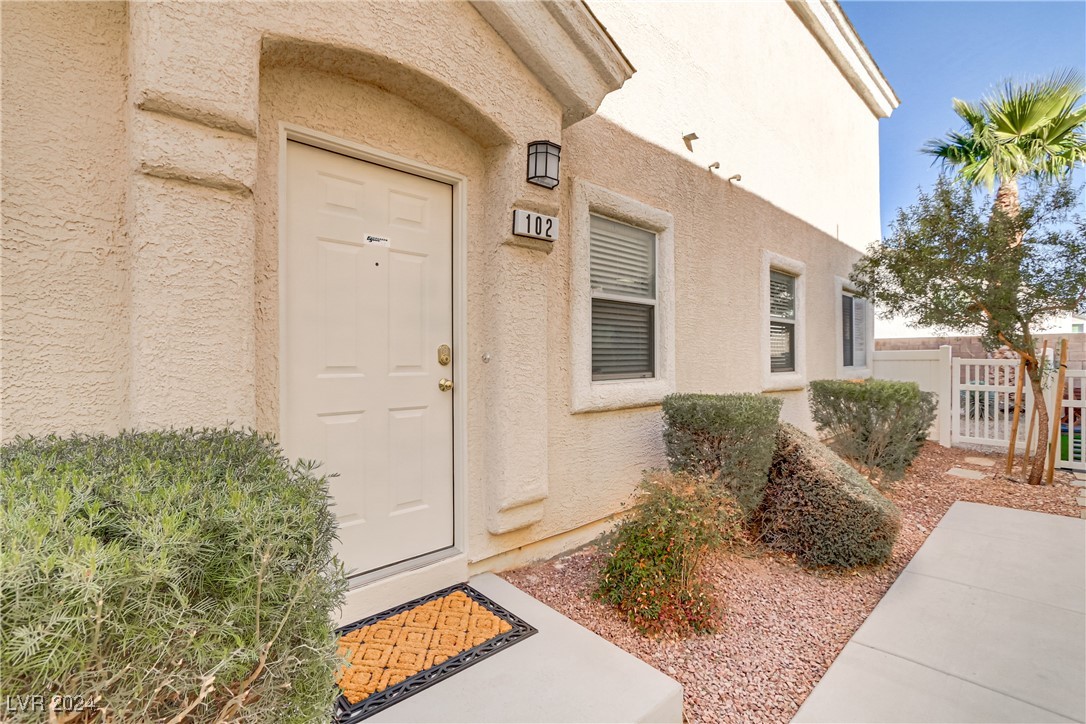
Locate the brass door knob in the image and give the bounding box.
[438,378,453,392]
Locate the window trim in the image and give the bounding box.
[835,276,873,378]
[762,251,807,391]
[572,180,675,413]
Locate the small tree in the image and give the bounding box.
[850,178,1086,485]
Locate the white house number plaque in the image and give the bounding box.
[512,209,559,243]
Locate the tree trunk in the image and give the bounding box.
[1025,360,1049,485]
[994,176,1024,246]
[995,176,1020,217]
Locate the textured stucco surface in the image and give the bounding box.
[2,0,878,576]
[531,116,864,543]
[255,61,498,561]
[1,2,130,439]
[246,16,565,558]
[588,0,883,252]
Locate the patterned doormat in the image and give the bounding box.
[333,583,536,722]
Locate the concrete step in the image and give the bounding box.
[369,573,683,723]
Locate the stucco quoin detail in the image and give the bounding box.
[570,179,676,414]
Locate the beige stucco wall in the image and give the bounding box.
[255,60,496,567]
[588,0,883,253]
[1,2,130,439]
[483,115,864,565]
[1,0,881,579]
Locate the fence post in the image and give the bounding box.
[939,346,953,447]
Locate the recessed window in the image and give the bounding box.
[590,215,656,380]
[769,270,797,373]
[842,292,868,368]
[571,180,674,413]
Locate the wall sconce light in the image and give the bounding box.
[527,140,562,189]
[728,173,742,182]
[708,162,720,171]
[683,132,699,151]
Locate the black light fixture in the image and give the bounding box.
[526,140,561,189]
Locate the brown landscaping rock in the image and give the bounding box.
[502,442,1078,724]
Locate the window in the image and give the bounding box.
[841,292,868,368]
[762,252,806,391]
[769,270,797,373]
[1074,323,1085,334]
[571,180,674,413]
[590,215,656,380]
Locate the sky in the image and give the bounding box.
[840,0,1086,238]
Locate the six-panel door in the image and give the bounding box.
[283,140,454,578]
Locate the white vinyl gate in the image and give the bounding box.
[950,357,1085,472]
[1062,369,1085,472]
[951,359,1027,448]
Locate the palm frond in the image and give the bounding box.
[930,69,1086,190]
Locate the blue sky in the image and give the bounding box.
[840,0,1086,237]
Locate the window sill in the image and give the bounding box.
[571,376,674,414]
[763,372,806,393]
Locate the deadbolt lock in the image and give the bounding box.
[437,344,451,366]
[439,378,453,392]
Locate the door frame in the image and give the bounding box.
[277,123,469,586]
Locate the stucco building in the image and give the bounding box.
[1,0,897,620]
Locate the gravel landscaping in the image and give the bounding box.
[501,443,1080,724]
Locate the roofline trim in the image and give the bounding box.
[788,0,900,119]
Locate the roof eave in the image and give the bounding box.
[470,0,636,128]
[788,0,900,119]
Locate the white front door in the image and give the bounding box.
[282,140,454,579]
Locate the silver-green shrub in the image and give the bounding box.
[661,393,783,515]
[1,429,347,723]
[809,379,937,488]
[756,424,901,568]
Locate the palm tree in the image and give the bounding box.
[923,69,1086,220]
[924,71,1086,484]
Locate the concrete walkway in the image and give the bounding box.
[369,573,682,723]
[795,502,1086,723]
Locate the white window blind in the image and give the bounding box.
[590,215,656,380]
[769,270,796,373]
[842,293,867,368]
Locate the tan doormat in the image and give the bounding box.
[333,583,536,722]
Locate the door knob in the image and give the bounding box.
[439,378,453,392]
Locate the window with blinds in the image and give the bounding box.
[769,270,796,373]
[590,215,656,380]
[842,293,868,368]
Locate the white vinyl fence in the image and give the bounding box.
[871,346,952,447]
[872,347,1085,472]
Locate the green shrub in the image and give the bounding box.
[661,393,782,515]
[809,378,937,488]
[1,429,347,723]
[755,424,901,569]
[596,472,740,637]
